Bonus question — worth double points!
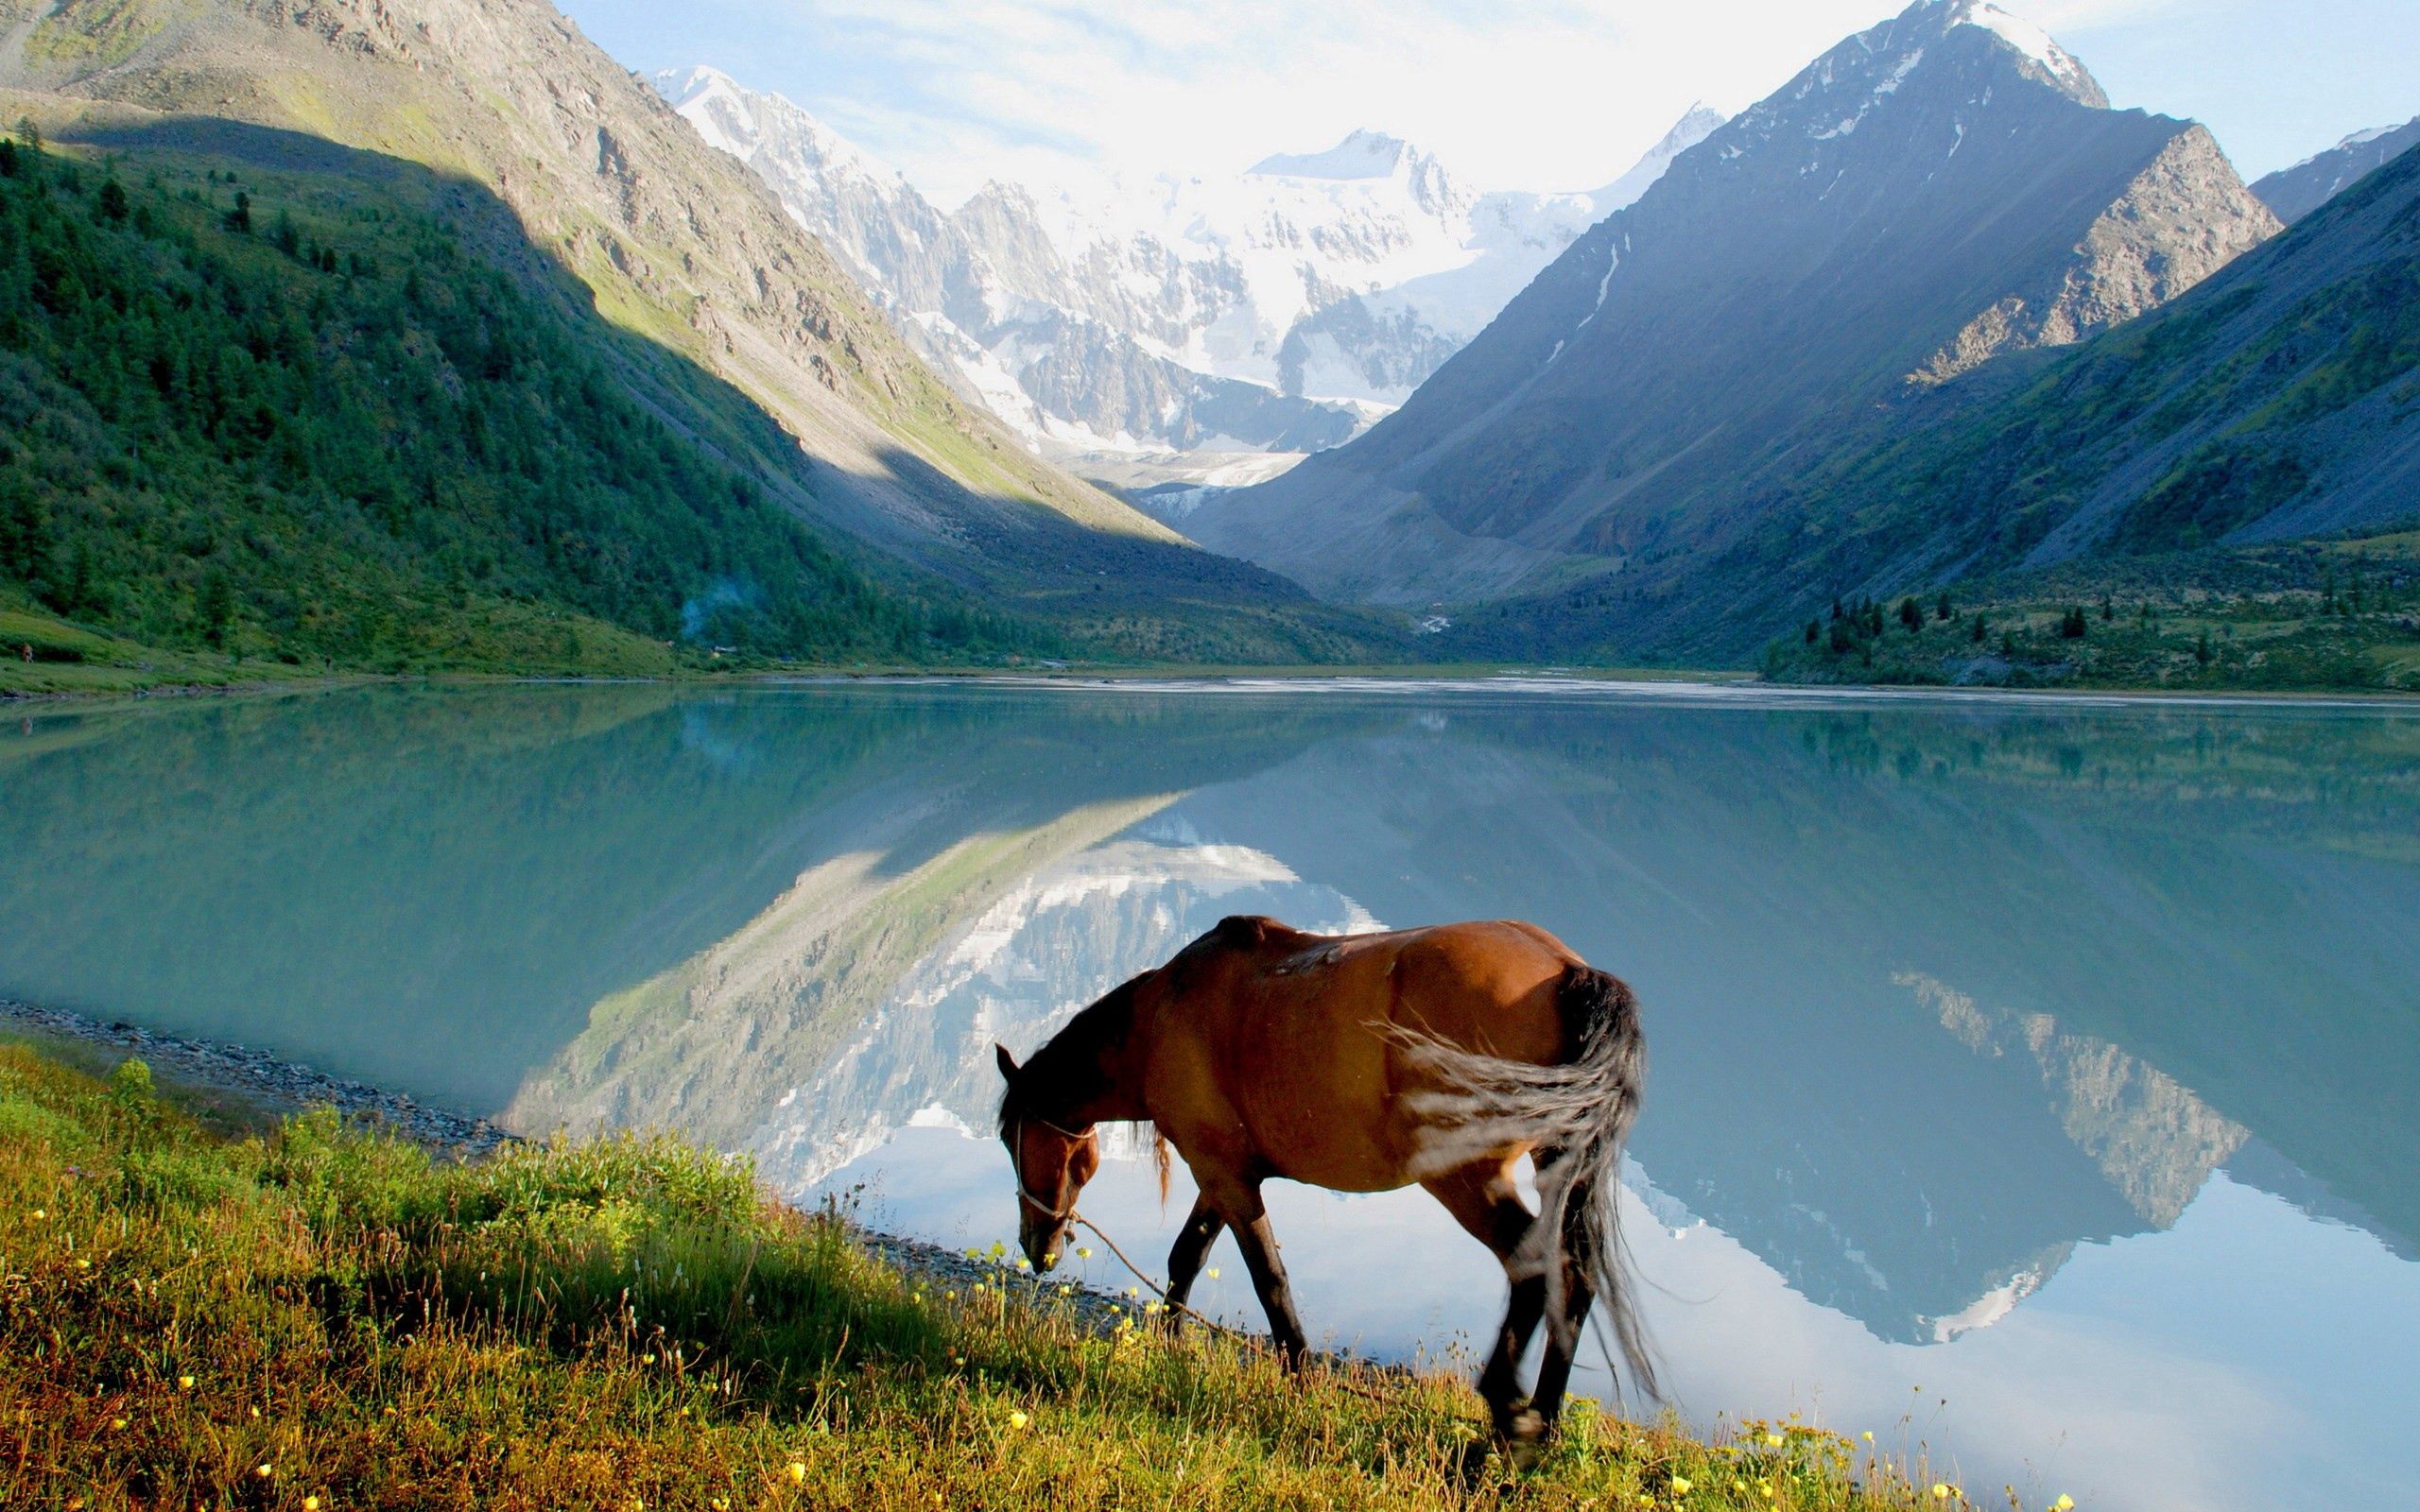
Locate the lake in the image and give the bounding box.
[4,679,2416,1509]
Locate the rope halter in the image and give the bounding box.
[1009,1111,1093,1223]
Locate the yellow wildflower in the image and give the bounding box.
[109,1418,127,1431]
[304,1499,321,1511]
[1205,1267,1220,1279]
[178,1375,195,1389]
[30,1209,44,1220]
[1766,1433,1784,1447]
[255,1465,273,1480]
[1670,1475,1692,1494]
[2053,1500,2075,1512]
[1862,1431,1876,1443]
[1076,1246,1092,1259]
[1932,1485,1953,1500]
[1015,1258,1031,1270]
[786,1460,807,1485]
[1009,1409,1030,1430]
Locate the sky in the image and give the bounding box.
[556,0,2420,207]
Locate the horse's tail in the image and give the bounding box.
[1396,964,1655,1400]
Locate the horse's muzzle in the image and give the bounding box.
[1019,1220,1067,1275]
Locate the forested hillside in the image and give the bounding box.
[0,131,1039,674]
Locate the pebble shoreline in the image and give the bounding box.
[0,996,1174,1338]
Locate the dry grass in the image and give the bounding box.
[0,1043,1967,1511]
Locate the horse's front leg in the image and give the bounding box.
[1207,1179,1309,1367]
[1157,1194,1226,1333]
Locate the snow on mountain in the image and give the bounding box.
[1590,104,1729,215]
[654,67,1720,477]
[1247,129,1420,180]
[2253,115,2420,224]
[1190,0,2281,623]
[1957,1,2100,99]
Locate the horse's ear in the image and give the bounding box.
[994,1042,1019,1081]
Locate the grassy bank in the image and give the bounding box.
[0,1043,1977,1511]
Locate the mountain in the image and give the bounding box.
[1188,0,2280,632]
[658,67,1720,481]
[2254,117,2420,224]
[1738,137,2420,680]
[0,0,1388,665]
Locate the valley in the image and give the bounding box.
[3,0,2416,696]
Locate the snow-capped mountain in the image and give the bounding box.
[1191,0,2280,614]
[2252,116,2420,224]
[655,66,1720,477]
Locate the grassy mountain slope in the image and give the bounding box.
[0,135,1044,675]
[0,0,1400,668]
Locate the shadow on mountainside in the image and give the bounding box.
[50,114,1407,664]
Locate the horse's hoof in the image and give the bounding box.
[1506,1408,1547,1445]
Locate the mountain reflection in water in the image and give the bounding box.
[3,681,2415,1512]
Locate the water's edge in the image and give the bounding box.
[0,995,1209,1346]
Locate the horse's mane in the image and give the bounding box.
[998,972,1172,1203]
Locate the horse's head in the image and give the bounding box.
[995,1041,1098,1273]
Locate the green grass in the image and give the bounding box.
[0,1042,1973,1511]
[0,599,682,696]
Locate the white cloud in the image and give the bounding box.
[580,0,2365,202]
[655,0,1936,204]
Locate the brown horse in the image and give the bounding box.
[994,915,1653,1443]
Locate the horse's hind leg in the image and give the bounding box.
[1530,1179,1599,1434]
[1157,1194,1226,1332]
[1422,1164,1546,1442]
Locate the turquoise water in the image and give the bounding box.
[5,680,2416,1508]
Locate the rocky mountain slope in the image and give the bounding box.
[2253,116,2420,225]
[1189,0,2280,627]
[0,0,1384,662]
[660,66,1720,479]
